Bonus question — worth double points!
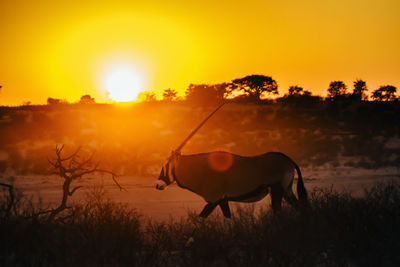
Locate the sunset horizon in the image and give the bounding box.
[1,0,399,105]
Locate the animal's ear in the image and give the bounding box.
[163,165,167,177]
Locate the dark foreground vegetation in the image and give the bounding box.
[1,181,399,266]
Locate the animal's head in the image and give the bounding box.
[156,102,226,190]
[156,150,180,190]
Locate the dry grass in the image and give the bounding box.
[1,181,400,266]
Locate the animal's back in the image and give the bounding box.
[175,152,295,202]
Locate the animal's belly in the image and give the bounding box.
[226,184,269,203]
[185,169,289,203]
[224,175,272,198]
[236,191,269,203]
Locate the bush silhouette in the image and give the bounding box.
[327,80,348,99]
[372,85,397,101]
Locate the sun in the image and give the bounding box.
[104,66,143,102]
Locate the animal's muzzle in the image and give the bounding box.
[156,180,167,190]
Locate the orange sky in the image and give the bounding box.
[0,0,399,105]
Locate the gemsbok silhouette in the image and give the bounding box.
[156,102,308,217]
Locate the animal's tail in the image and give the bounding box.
[293,163,308,202]
[273,152,308,201]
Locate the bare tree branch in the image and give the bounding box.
[96,169,126,191]
[46,145,124,222]
[47,157,57,168]
[62,146,81,161]
[69,186,83,196]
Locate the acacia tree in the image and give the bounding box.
[327,81,348,99]
[352,79,368,100]
[229,75,278,101]
[372,85,397,101]
[162,88,178,101]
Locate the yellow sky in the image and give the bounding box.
[0,0,399,105]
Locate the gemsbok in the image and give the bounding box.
[156,102,308,218]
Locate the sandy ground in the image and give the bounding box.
[3,167,399,221]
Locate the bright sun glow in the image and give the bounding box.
[104,66,143,102]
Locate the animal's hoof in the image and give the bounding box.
[155,180,166,190]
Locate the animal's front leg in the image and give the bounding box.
[199,202,218,218]
[219,200,231,218]
[188,201,219,247]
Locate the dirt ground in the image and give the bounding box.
[5,166,399,221]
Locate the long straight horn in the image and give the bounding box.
[175,102,226,153]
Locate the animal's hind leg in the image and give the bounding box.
[199,202,218,218]
[283,179,300,208]
[271,184,284,213]
[284,189,298,207]
[219,200,231,218]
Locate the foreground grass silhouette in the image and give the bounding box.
[1,181,399,266]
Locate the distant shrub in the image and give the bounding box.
[47,97,68,105]
[327,80,348,99]
[162,88,178,101]
[372,85,397,101]
[79,94,95,104]
[185,83,227,105]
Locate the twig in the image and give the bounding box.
[96,169,126,191]
[69,186,83,196]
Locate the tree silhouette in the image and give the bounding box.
[327,81,347,99]
[185,84,226,105]
[229,75,278,101]
[47,97,61,105]
[288,85,303,96]
[279,85,319,106]
[287,85,312,96]
[214,83,229,100]
[138,91,157,102]
[352,79,368,100]
[162,88,178,101]
[47,145,122,222]
[79,94,95,104]
[372,85,397,101]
